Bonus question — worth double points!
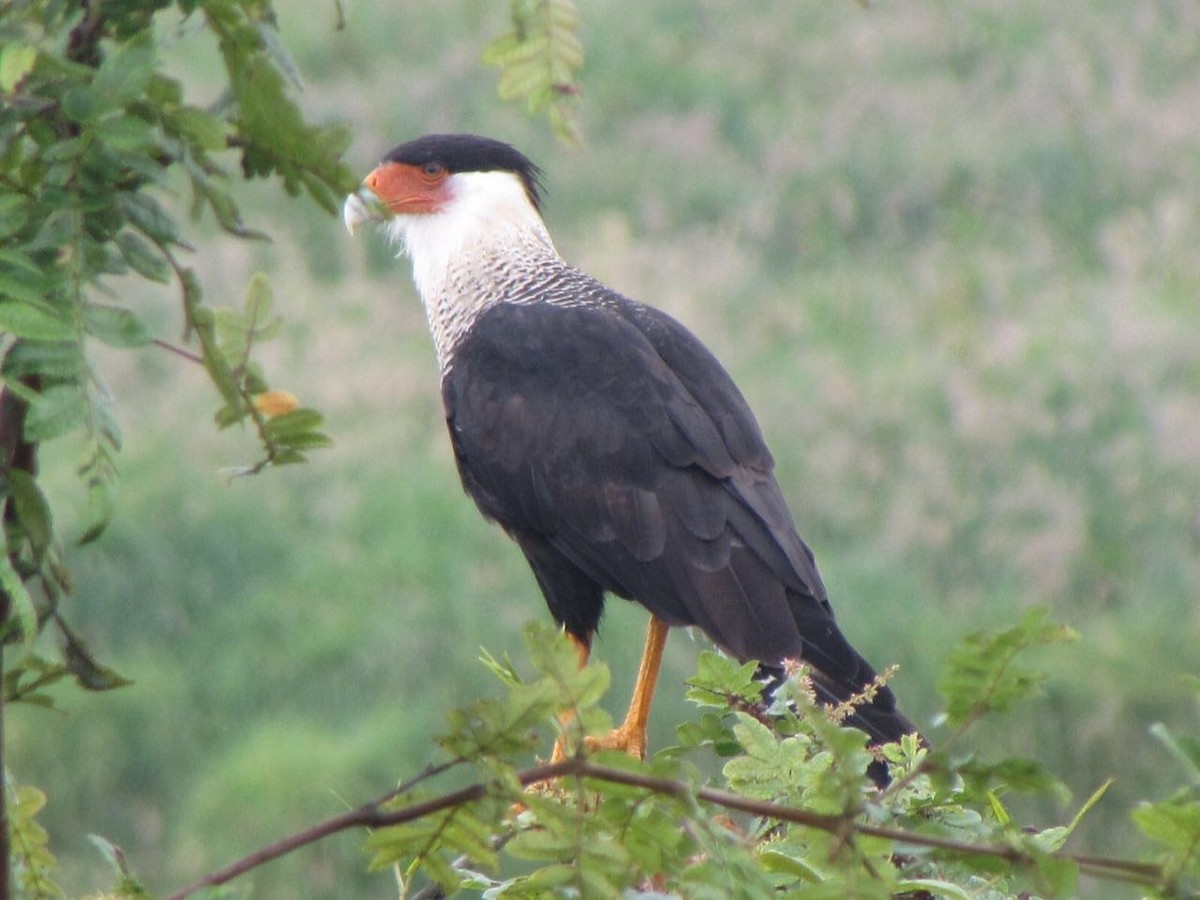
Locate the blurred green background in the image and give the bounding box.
[11,0,1199,896]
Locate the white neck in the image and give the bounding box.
[387,171,553,300]
[384,170,558,370]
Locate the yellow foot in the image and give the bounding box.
[514,725,648,817]
[543,720,647,769]
[583,721,647,760]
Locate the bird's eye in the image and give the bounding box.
[421,162,446,179]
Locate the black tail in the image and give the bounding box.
[765,589,923,786]
[759,660,916,741]
[759,661,917,788]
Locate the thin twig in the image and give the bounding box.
[151,339,204,365]
[167,759,574,899]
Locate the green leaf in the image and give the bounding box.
[0,536,39,652]
[937,606,1078,727]
[213,272,283,366]
[0,44,37,92]
[5,468,54,562]
[24,384,86,443]
[213,401,247,429]
[524,619,581,679]
[77,439,119,545]
[7,777,64,898]
[255,21,305,91]
[511,864,578,892]
[94,113,157,153]
[1,339,81,382]
[367,801,499,885]
[731,713,780,760]
[61,85,97,123]
[244,270,275,329]
[1032,851,1078,896]
[507,826,581,862]
[685,651,762,707]
[0,266,52,306]
[88,834,129,877]
[121,191,182,246]
[116,230,171,282]
[4,653,70,705]
[0,193,30,240]
[195,179,266,239]
[91,35,156,114]
[63,626,133,691]
[759,849,823,883]
[1133,799,1200,853]
[265,447,308,466]
[958,756,1071,802]
[675,710,741,756]
[0,248,43,279]
[83,303,152,348]
[0,302,72,342]
[169,105,227,151]
[271,430,333,451]
[1063,778,1113,840]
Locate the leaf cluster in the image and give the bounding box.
[7,776,64,899]
[190,272,332,475]
[0,0,349,682]
[484,0,584,143]
[320,612,1195,899]
[55,611,1196,898]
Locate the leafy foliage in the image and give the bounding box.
[7,775,63,899]
[0,1,351,686]
[193,272,332,475]
[484,0,584,143]
[937,606,1079,728]
[168,613,1197,899]
[0,2,351,890]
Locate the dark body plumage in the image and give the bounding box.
[354,134,915,761]
[443,278,912,747]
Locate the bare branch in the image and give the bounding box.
[167,759,573,898]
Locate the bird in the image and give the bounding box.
[343,133,917,779]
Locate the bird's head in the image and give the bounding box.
[344,134,552,300]
[344,134,543,229]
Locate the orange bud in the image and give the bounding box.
[253,390,300,418]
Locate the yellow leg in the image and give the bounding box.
[550,633,592,763]
[586,616,670,760]
[550,617,670,762]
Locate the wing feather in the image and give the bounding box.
[444,298,825,657]
[443,296,916,744]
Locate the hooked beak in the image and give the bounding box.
[342,184,390,235]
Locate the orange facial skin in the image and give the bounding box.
[364,161,451,215]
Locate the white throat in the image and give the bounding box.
[384,170,557,370]
[387,171,552,299]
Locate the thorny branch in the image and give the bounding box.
[167,755,1166,898]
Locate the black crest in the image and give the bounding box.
[382,134,544,211]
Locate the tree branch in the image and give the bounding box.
[0,369,42,900]
[167,754,1166,898]
[166,759,575,899]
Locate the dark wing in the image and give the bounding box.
[443,297,907,739]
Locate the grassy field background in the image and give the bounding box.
[10,1,1200,896]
